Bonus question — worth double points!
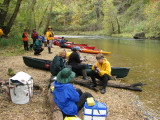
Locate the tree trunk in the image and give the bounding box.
[38,5,49,29]
[105,0,120,34]
[4,0,22,36]
[0,0,11,27]
[72,79,145,92]
[32,0,37,29]
[44,0,53,34]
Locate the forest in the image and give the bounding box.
[0,0,160,41]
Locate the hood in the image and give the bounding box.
[53,81,66,92]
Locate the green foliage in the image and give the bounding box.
[0,34,23,48]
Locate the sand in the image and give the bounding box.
[0,46,145,120]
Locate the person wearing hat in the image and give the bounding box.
[46,26,54,54]
[53,68,93,117]
[33,36,44,55]
[91,54,111,94]
[22,29,29,51]
[59,37,68,48]
[68,46,88,80]
[50,49,67,76]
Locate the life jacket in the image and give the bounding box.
[22,32,28,41]
[31,32,38,40]
[46,31,54,40]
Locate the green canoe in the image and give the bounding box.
[23,56,130,78]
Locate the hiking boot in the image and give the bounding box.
[101,88,106,94]
[90,83,97,88]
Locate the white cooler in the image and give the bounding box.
[83,101,108,120]
[9,72,33,104]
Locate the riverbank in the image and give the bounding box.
[0,46,149,120]
[55,31,160,40]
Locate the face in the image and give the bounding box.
[39,38,42,41]
[49,28,52,31]
[33,29,36,32]
[61,51,66,58]
[97,59,104,64]
[76,50,80,53]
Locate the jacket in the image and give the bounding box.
[31,32,39,40]
[68,52,81,66]
[92,58,111,77]
[53,81,79,116]
[46,31,54,40]
[50,55,66,76]
[22,32,28,41]
[33,39,42,50]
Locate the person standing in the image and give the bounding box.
[91,54,111,94]
[46,26,54,54]
[31,29,39,44]
[22,29,29,51]
[33,36,44,55]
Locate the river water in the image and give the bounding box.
[64,35,160,119]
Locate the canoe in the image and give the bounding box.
[81,49,111,55]
[23,56,130,78]
[83,46,96,50]
[54,36,62,39]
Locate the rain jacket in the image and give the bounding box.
[53,81,79,116]
[50,55,66,76]
[92,58,111,77]
[33,39,42,50]
[46,31,54,40]
[22,32,28,41]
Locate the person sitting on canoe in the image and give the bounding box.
[59,37,68,48]
[68,46,88,80]
[53,68,93,118]
[50,49,67,77]
[91,54,111,94]
[33,36,44,55]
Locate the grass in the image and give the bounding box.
[0,34,31,56]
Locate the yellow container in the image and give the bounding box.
[64,116,81,120]
[87,97,95,106]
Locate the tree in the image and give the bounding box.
[0,0,11,27]
[105,0,120,34]
[3,0,23,36]
[44,0,53,34]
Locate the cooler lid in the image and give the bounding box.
[84,102,107,110]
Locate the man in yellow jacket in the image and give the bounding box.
[91,54,111,94]
[46,26,54,54]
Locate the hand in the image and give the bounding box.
[94,65,97,67]
[96,67,100,72]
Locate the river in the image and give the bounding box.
[64,35,160,119]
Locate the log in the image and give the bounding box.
[47,86,63,120]
[72,79,146,92]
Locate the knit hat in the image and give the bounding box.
[57,68,75,84]
[75,46,81,51]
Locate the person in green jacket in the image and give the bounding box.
[50,49,66,76]
[33,36,44,55]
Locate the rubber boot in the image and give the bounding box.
[82,69,88,80]
[48,47,52,54]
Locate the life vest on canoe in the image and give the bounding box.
[0,29,3,37]
[22,32,28,41]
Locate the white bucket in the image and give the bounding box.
[9,72,33,104]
